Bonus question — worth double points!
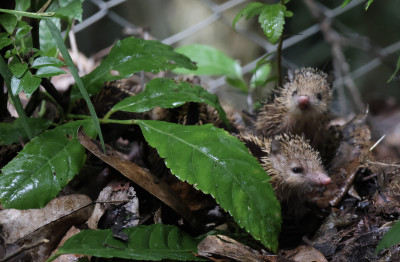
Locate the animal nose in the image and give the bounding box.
[298,95,310,109]
[317,174,331,185]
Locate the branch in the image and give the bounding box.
[302,0,364,113]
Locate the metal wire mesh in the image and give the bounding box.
[71,0,400,113]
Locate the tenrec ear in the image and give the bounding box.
[270,139,282,155]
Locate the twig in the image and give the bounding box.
[302,0,364,113]
[0,239,49,262]
[366,160,400,169]
[276,0,285,88]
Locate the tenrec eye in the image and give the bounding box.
[317,92,322,100]
[291,167,303,173]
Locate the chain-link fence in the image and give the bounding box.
[70,0,400,115]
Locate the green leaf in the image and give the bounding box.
[16,0,30,12]
[20,70,42,97]
[173,44,243,79]
[72,37,197,100]
[0,120,96,209]
[233,2,287,44]
[365,0,374,10]
[0,35,12,51]
[0,13,17,34]
[110,78,230,127]
[55,0,84,22]
[258,4,286,44]
[31,56,65,68]
[226,77,248,93]
[232,2,265,30]
[341,0,352,8]
[39,18,60,57]
[387,56,400,83]
[0,56,32,139]
[11,75,22,94]
[15,22,32,41]
[10,62,28,78]
[250,63,271,89]
[375,220,400,254]
[35,66,66,77]
[48,224,206,261]
[135,120,281,252]
[45,18,105,152]
[0,118,52,145]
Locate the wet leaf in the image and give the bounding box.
[49,224,206,261]
[233,2,287,44]
[0,120,96,209]
[135,120,281,252]
[111,78,230,128]
[258,4,286,44]
[35,66,66,77]
[0,118,52,145]
[0,13,17,34]
[173,44,242,79]
[31,56,65,69]
[72,36,197,100]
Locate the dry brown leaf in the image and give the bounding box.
[198,235,265,262]
[284,245,328,262]
[0,194,93,261]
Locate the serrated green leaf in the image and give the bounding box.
[10,62,28,78]
[71,37,197,100]
[250,63,271,89]
[226,77,248,93]
[0,118,52,145]
[20,70,42,97]
[258,4,286,44]
[16,0,30,12]
[110,78,230,128]
[0,13,17,34]
[35,65,66,77]
[135,120,281,252]
[232,2,265,30]
[387,56,400,83]
[15,22,32,41]
[31,56,65,68]
[375,220,400,254]
[39,18,60,57]
[48,224,206,261]
[173,44,243,79]
[0,120,96,209]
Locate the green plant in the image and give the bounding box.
[0,1,282,260]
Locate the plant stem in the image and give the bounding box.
[67,114,136,125]
[277,0,285,88]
